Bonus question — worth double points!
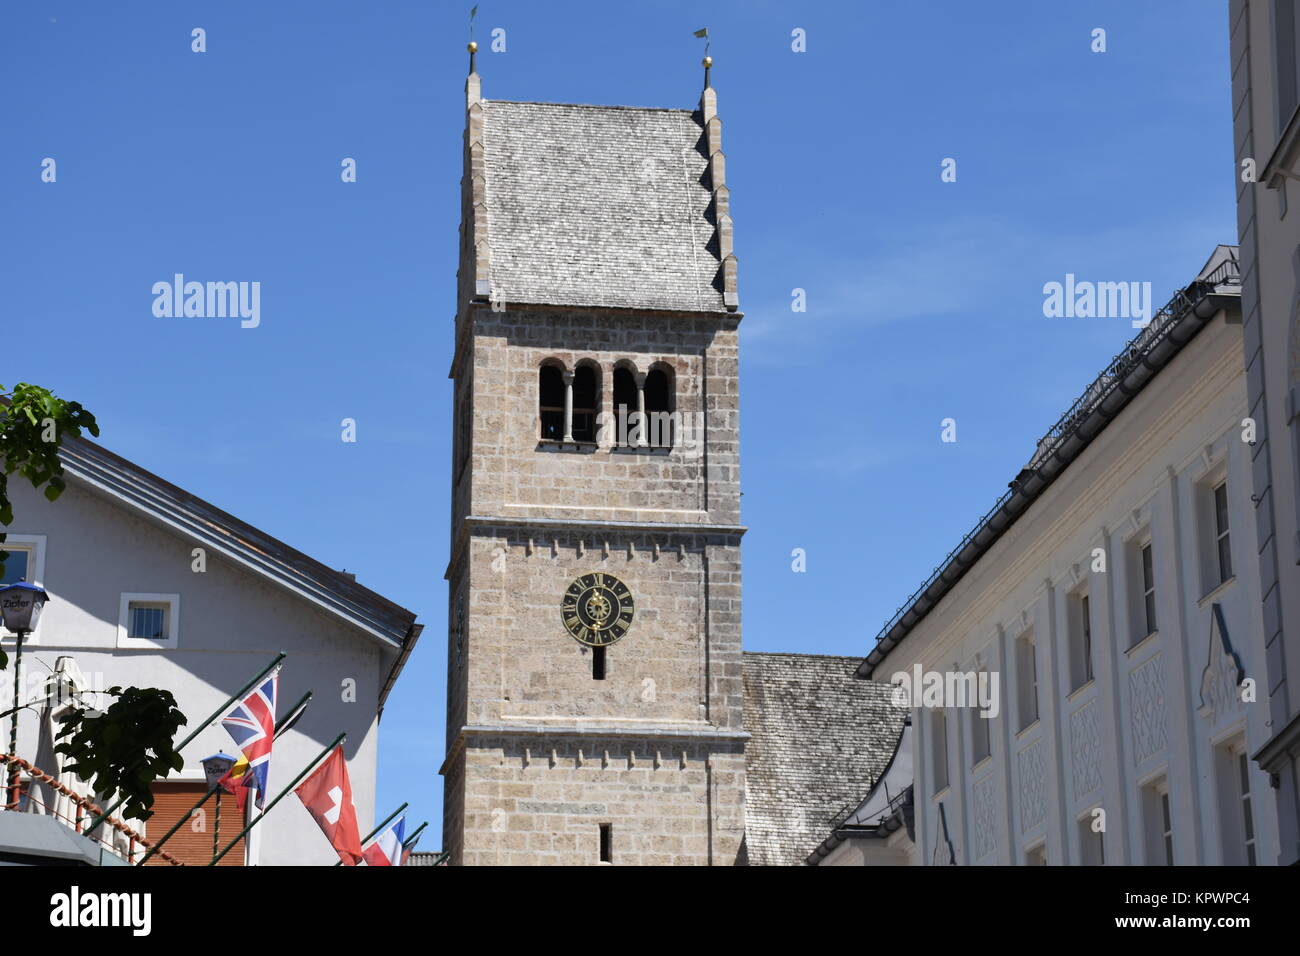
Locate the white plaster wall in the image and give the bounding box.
[818,827,916,866]
[875,312,1280,865]
[1230,0,1300,865]
[1,476,390,865]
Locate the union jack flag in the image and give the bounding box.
[219,668,279,810]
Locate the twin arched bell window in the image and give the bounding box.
[540,361,673,447]
[539,363,598,442]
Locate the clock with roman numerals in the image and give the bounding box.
[561,572,635,647]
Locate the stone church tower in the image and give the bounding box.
[441,47,746,865]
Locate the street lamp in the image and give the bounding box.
[1,583,48,810]
[200,752,236,860]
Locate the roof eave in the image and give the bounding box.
[379,622,423,714]
[58,437,418,651]
[858,273,1241,679]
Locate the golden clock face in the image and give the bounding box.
[561,572,635,647]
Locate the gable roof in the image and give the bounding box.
[806,722,915,864]
[58,437,420,705]
[742,652,906,866]
[858,245,1242,678]
[476,98,728,313]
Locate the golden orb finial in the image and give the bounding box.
[468,40,478,53]
[703,55,712,67]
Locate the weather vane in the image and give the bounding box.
[468,5,479,72]
[694,28,711,88]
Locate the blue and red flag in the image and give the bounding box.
[400,832,420,866]
[217,668,279,810]
[362,814,406,867]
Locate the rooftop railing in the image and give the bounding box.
[869,258,1242,652]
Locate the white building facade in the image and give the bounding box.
[853,249,1281,865]
[1,438,420,865]
[1229,0,1300,867]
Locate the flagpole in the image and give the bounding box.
[334,800,408,866]
[85,651,287,837]
[400,821,428,862]
[134,689,313,866]
[402,821,428,848]
[208,731,346,866]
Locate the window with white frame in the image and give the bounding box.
[931,709,949,794]
[1141,541,1157,638]
[1141,778,1174,865]
[1068,588,1094,692]
[1126,533,1157,648]
[1,535,46,639]
[1195,469,1234,595]
[1213,481,1233,585]
[1016,631,1039,731]
[1078,811,1105,865]
[1235,748,1257,866]
[1214,736,1258,865]
[117,593,180,649]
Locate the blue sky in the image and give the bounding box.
[3,1,1235,850]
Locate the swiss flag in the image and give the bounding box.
[294,745,364,865]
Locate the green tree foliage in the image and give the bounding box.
[0,381,99,524]
[55,687,187,821]
[0,382,99,668]
[2,383,187,822]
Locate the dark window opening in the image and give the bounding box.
[1239,752,1257,866]
[613,367,637,446]
[0,549,30,585]
[1081,594,1092,683]
[1213,482,1233,584]
[1141,542,1157,637]
[644,368,673,447]
[539,364,564,441]
[456,383,472,475]
[1276,0,1300,130]
[598,823,612,863]
[592,645,606,680]
[572,365,598,442]
[1160,790,1174,866]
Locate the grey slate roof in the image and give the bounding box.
[404,851,446,867]
[743,652,906,866]
[481,100,726,313]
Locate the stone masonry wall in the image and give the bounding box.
[444,299,745,864]
[460,304,741,528]
[457,737,745,866]
[459,528,743,731]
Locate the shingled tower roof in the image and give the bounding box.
[459,59,738,314]
[742,653,907,866]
